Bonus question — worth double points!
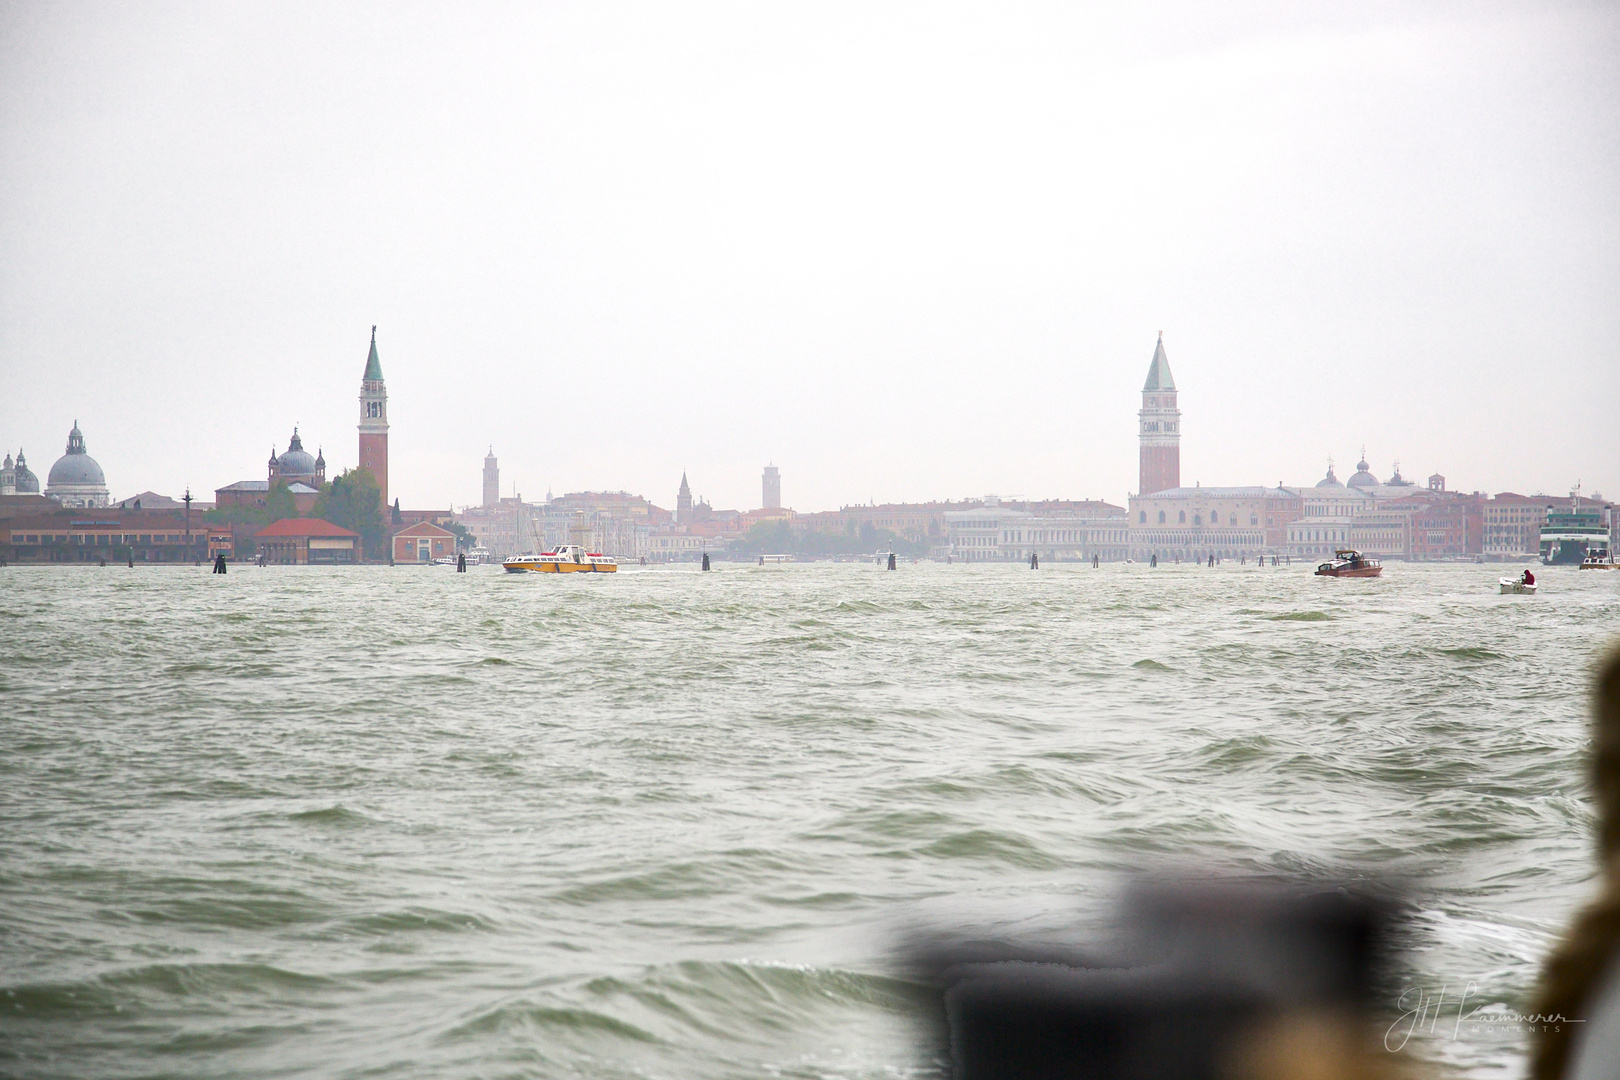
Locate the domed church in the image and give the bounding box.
[44,422,110,508]
[267,428,326,488]
[0,449,41,495]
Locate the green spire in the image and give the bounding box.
[1142,331,1175,392]
[363,325,384,381]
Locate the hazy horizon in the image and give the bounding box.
[3,2,1616,512]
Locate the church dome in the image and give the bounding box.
[1346,451,1378,489]
[13,451,39,493]
[47,422,107,487]
[1315,463,1344,488]
[275,428,319,475]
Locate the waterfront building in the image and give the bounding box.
[358,327,389,507]
[43,422,111,508]
[1483,493,1550,560]
[1406,487,1485,559]
[1347,508,1412,558]
[254,518,360,565]
[648,532,725,560]
[1286,517,1353,557]
[1125,485,1286,562]
[762,465,781,510]
[390,522,457,563]
[0,507,210,563]
[945,500,1130,563]
[482,448,499,508]
[1138,333,1181,496]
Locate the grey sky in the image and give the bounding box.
[2,2,1616,511]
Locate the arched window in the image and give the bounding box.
[1139,511,1146,523]
[1250,514,1259,526]
[1193,514,1202,526]
[1158,511,1166,524]
[1179,511,1187,524]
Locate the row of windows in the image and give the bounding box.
[1139,510,1260,526]
[9,533,190,545]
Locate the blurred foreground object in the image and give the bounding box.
[1531,644,1620,1080]
[916,879,1399,1080]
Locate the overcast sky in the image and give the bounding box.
[2,1,1616,512]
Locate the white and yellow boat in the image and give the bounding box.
[503,545,618,574]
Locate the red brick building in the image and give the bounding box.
[254,518,359,565]
[1138,333,1180,495]
[390,521,457,563]
[0,507,211,562]
[358,327,389,508]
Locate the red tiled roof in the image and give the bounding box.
[255,517,358,539]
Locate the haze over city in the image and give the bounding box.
[2,1,1616,511]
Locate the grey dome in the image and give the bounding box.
[1315,464,1344,488]
[47,423,106,487]
[13,451,39,493]
[276,429,319,474]
[1347,453,1378,489]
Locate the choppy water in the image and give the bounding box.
[2,561,1616,1078]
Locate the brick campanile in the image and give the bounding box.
[358,326,389,506]
[1137,332,1180,495]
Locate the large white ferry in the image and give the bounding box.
[503,545,618,574]
[1540,488,1613,565]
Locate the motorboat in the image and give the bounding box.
[1499,577,1537,595]
[1580,548,1616,570]
[504,545,619,573]
[1314,549,1382,578]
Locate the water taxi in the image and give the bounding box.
[1580,548,1615,570]
[503,545,619,573]
[1314,549,1382,578]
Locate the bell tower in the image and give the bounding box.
[1137,332,1181,495]
[358,326,389,506]
[482,448,499,508]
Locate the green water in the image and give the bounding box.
[1,561,1614,1078]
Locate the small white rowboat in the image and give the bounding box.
[1499,578,1537,595]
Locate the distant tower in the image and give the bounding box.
[677,472,693,524]
[1137,333,1180,495]
[482,447,499,508]
[762,464,781,510]
[357,326,389,506]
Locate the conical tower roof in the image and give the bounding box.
[1142,333,1175,392]
[363,325,384,381]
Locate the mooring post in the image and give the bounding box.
[887,552,897,571]
[1150,553,1157,567]
[457,552,466,572]
[702,552,710,571]
[1030,553,1038,569]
